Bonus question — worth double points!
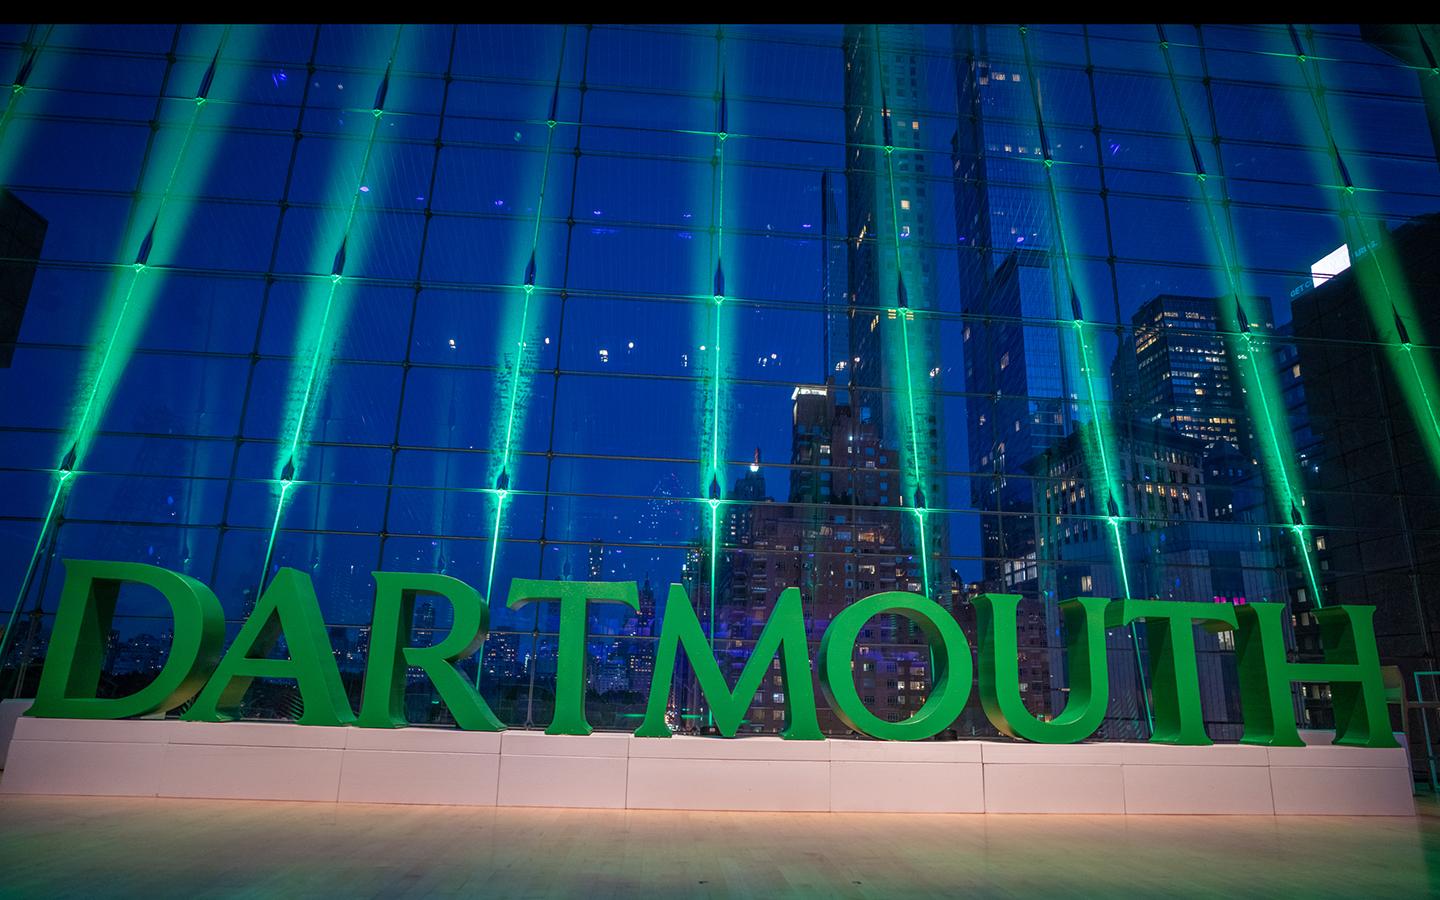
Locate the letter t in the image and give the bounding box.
[507,578,639,735]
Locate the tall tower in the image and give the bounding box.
[1131,293,1274,453]
[842,25,947,588]
[951,24,1070,590]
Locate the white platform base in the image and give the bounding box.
[0,717,1415,815]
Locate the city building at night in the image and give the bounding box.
[0,22,1438,895]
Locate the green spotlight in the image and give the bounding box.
[1155,26,1326,610]
[479,28,572,623]
[1018,26,1152,730]
[0,24,56,186]
[691,34,733,729]
[262,26,406,594]
[2,25,244,670]
[1286,24,1440,480]
[871,26,934,596]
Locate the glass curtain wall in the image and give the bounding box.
[1,23,1438,743]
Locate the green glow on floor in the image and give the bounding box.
[1019,26,1152,730]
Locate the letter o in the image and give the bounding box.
[818,591,972,740]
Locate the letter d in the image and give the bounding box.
[28,560,225,720]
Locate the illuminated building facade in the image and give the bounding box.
[0,24,1436,754]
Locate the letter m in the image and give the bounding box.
[634,585,821,740]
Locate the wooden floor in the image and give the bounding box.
[1,794,1437,897]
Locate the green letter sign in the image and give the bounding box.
[358,572,503,731]
[19,558,1407,750]
[30,560,225,719]
[818,591,972,741]
[1234,602,1397,748]
[507,578,639,735]
[975,594,1110,743]
[184,568,354,726]
[635,585,821,740]
[1107,599,1238,745]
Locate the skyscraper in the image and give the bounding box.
[1131,294,1273,452]
[842,25,946,588]
[951,25,1069,592]
[818,171,848,381]
[703,383,930,734]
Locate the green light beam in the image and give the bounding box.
[67,23,231,463]
[870,26,932,597]
[1402,344,1440,439]
[256,478,293,591]
[702,34,731,687]
[1155,25,1325,608]
[1286,23,1440,481]
[4,28,230,627]
[480,487,508,676]
[495,31,567,482]
[259,26,404,595]
[1017,28,1130,589]
[705,69,729,487]
[708,496,721,670]
[2,26,234,671]
[477,29,571,658]
[1018,25,1152,731]
[0,25,55,156]
[1242,328,1325,606]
